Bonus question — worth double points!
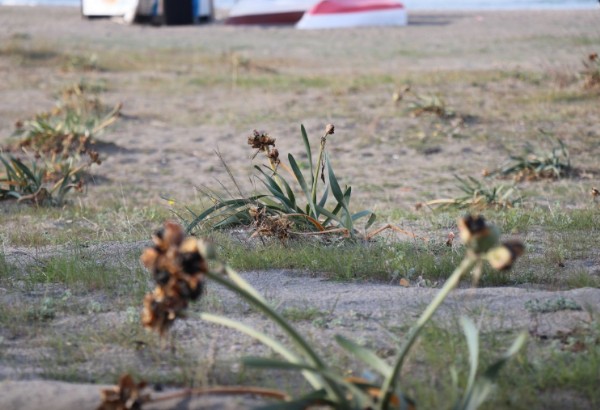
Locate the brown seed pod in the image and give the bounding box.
[458,215,499,254]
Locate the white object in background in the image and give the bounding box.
[297,0,407,29]
[82,0,139,17]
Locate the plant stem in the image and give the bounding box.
[149,386,290,404]
[205,268,349,406]
[378,255,478,410]
[310,134,327,206]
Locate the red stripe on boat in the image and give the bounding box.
[309,0,404,14]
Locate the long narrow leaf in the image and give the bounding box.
[243,357,371,408]
[185,195,267,233]
[300,124,314,185]
[288,153,317,218]
[200,313,323,391]
[335,335,392,378]
[460,317,479,398]
[326,154,352,230]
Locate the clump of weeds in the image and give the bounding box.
[9,81,120,162]
[417,175,522,211]
[394,86,455,119]
[180,124,379,240]
[490,135,572,181]
[0,153,88,206]
[178,124,425,242]
[0,82,117,206]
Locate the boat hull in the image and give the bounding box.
[225,11,306,25]
[296,0,407,29]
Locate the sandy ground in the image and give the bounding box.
[1,6,600,409]
[1,267,599,409]
[1,7,599,209]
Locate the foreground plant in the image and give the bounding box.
[130,217,526,409]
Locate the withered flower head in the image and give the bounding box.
[592,187,600,198]
[141,222,209,336]
[151,221,184,251]
[325,124,335,135]
[458,215,500,254]
[88,150,102,165]
[267,148,280,164]
[487,240,525,271]
[248,130,276,150]
[97,374,149,410]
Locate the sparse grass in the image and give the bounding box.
[25,249,149,295]
[281,306,328,322]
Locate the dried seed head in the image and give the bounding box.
[141,222,208,337]
[248,130,276,150]
[487,240,525,271]
[325,124,335,135]
[267,148,280,164]
[592,187,599,198]
[458,215,499,254]
[88,150,102,165]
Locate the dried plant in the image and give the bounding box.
[581,52,600,89]
[136,217,525,410]
[10,81,120,161]
[395,87,454,119]
[249,205,293,242]
[492,136,571,181]
[184,124,376,239]
[417,176,522,211]
[0,153,86,206]
[140,221,208,336]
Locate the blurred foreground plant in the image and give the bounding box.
[128,217,525,409]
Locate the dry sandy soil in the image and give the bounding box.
[1,6,600,410]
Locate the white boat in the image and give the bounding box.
[225,0,318,25]
[82,0,214,24]
[296,0,407,29]
[81,0,138,17]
